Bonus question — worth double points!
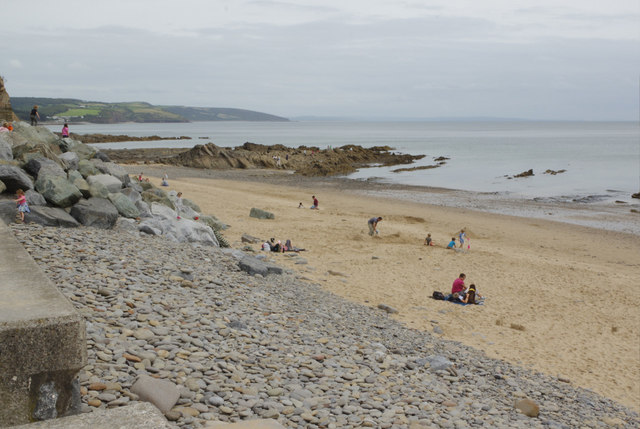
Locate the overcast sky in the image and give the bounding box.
[1,0,638,120]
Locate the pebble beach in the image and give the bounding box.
[9,167,640,427]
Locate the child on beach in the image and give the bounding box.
[61,123,70,138]
[447,238,456,249]
[424,233,434,246]
[458,229,466,248]
[310,195,319,210]
[175,192,183,219]
[461,284,484,304]
[14,189,30,222]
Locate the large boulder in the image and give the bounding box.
[0,200,17,224]
[238,256,283,276]
[35,174,82,207]
[120,187,142,204]
[67,170,91,198]
[88,181,110,199]
[0,137,12,161]
[58,152,79,171]
[200,215,228,231]
[58,138,95,159]
[24,157,66,178]
[25,189,47,206]
[70,198,119,229]
[77,159,100,178]
[250,207,275,219]
[108,192,140,219]
[25,206,80,228]
[86,174,123,193]
[91,159,130,184]
[0,165,34,192]
[0,180,5,194]
[136,199,152,218]
[94,151,111,162]
[138,203,218,246]
[12,140,62,167]
[141,190,173,209]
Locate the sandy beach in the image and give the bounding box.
[135,165,640,411]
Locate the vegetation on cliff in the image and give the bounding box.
[10,98,289,124]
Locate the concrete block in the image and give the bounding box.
[11,402,174,429]
[0,221,87,426]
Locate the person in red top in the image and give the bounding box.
[310,195,319,210]
[451,273,466,294]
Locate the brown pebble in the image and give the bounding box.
[87,398,102,407]
[441,400,457,407]
[515,398,540,417]
[88,382,107,391]
[123,353,142,362]
[165,410,181,421]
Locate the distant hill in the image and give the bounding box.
[10,97,289,123]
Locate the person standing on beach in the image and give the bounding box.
[368,216,382,236]
[14,189,30,223]
[175,192,183,219]
[310,195,319,210]
[61,123,70,138]
[458,229,466,248]
[30,105,40,126]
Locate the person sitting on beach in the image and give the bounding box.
[269,238,284,252]
[461,283,484,304]
[368,216,382,236]
[298,202,304,208]
[262,241,271,251]
[310,195,319,210]
[424,233,434,246]
[284,239,305,252]
[138,172,144,182]
[447,238,456,249]
[452,273,466,295]
[161,177,169,186]
[0,123,8,133]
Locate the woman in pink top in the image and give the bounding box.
[61,123,70,138]
[14,189,30,222]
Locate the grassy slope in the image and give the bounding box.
[10,97,289,123]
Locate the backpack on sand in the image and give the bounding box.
[432,291,445,300]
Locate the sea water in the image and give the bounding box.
[49,121,640,203]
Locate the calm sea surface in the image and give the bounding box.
[48,121,640,203]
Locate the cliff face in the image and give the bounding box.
[0,77,18,122]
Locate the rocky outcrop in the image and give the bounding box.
[107,142,426,177]
[0,123,228,247]
[0,77,18,122]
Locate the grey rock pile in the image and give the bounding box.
[10,222,639,429]
[0,123,224,246]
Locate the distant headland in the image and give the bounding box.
[10,97,289,124]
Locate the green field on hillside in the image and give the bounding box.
[10,97,289,123]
